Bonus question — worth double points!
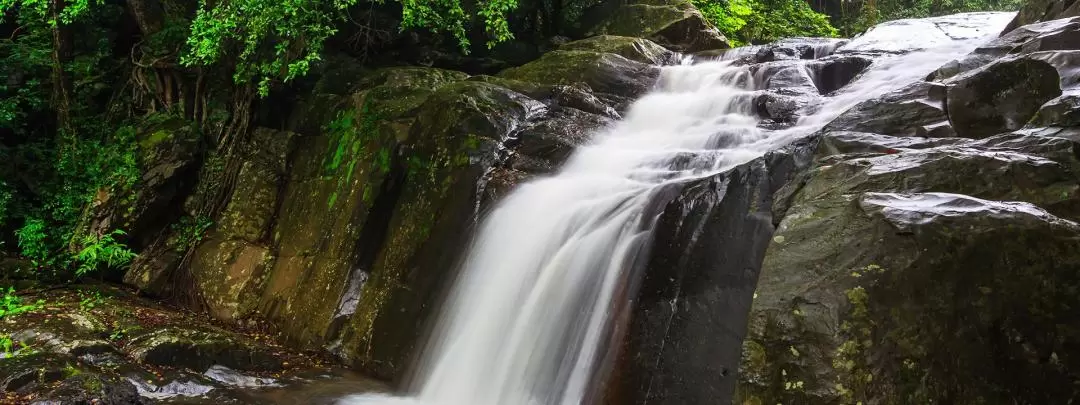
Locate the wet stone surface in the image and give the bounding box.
[0,284,387,404]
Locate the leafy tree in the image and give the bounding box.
[695,0,838,45]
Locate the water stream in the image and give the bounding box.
[337,12,1013,405]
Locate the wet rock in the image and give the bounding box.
[946,56,1062,139]
[499,50,660,100]
[607,137,818,405]
[552,85,620,119]
[753,38,847,63]
[0,353,72,392]
[557,35,676,65]
[1031,90,1080,128]
[314,81,545,379]
[585,0,729,52]
[737,191,1080,404]
[1002,0,1080,35]
[127,377,215,400]
[814,131,968,158]
[125,327,283,371]
[509,107,611,172]
[807,55,873,95]
[203,365,281,388]
[795,134,1079,217]
[37,372,143,405]
[825,81,950,137]
[9,313,114,357]
[188,128,294,322]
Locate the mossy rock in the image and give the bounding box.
[0,352,73,392]
[499,50,659,98]
[558,35,675,65]
[329,81,544,379]
[125,326,283,372]
[585,0,729,52]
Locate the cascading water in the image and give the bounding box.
[340,12,1013,405]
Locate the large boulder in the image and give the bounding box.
[732,122,1080,404]
[945,56,1062,139]
[584,0,729,53]
[499,50,660,102]
[557,35,676,65]
[737,191,1080,404]
[825,81,952,137]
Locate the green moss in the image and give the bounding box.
[139,130,172,149]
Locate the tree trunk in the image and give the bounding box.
[49,0,74,147]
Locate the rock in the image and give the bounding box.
[814,131,968,158]
[509,107,611,172]
[1002,0,1080,35]
[36,372,144,405]
[0,353,72,392]
[125,326,282,371]
[946,56,1062,139]
[584,0,729,52]
[825,81,950,137]
[324,81,545,379]
[557,35,676,65]
[606,137,818,405]
[499,50,660,100]
[9,313,114,357]
[795,133,1079,217]
[1031,90,1080,128]
[807,55,873,95]
[188,128,293,322]
[737,191,1080,404]
[84,115,203,252]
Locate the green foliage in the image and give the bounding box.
[78,290,106,311]
[75,230,137,277]
[0,287,42,319]
[16,218,51,265]
[181,0,522,96]
[693,0,754,46]
[172,215,213,252]
[695,0,837,45]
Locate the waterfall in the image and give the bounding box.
[340,12,1013,405]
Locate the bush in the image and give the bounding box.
[695,0,838,45]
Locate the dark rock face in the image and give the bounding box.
[946,57,1062,138]
[605,137,818,405]
[825,81,950,136]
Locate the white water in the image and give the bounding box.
[340,13,1012,405]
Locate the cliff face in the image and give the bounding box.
[92,0,724,383]
[63,2,1080,404]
